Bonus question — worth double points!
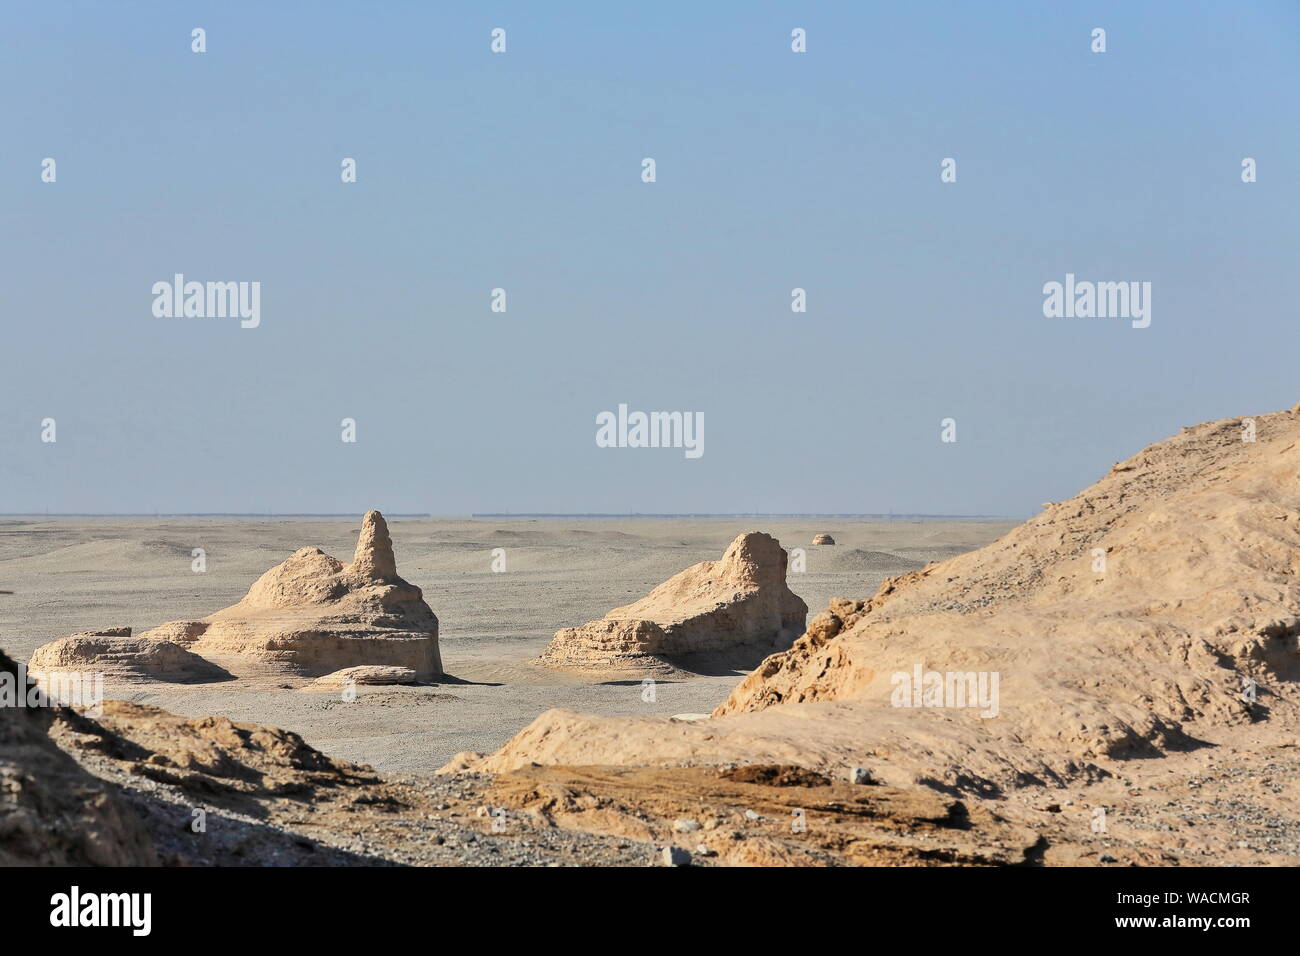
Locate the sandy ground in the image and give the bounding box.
[0,516,1014,773]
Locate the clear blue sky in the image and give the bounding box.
[2,1,1297,515]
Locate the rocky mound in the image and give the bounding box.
[537,532,807,671]
[463,405,1300,795]
[28,629,229,685]
[55,700,373,800]
[140,511,441,680]
[484,764,1040,866]
[0,649,157,865]
[16,671,1065,866]
[812,533,835,545]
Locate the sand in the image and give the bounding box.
[0,516,1013,773]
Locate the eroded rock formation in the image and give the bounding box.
[29,511,442,684]
[538,532,807,671]
[147,511,441,679]
[28,629,228,685]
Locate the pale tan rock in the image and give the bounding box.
[537,532,807,671]
[463,405,1300,796]
[811,533,835,545]
[136,620,208,646]
[309,665,418,688]
[28,632,227,684]
[351,510,398,581]
[150,510,441,679]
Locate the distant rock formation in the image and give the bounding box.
[28,629,228,685]
[811,533,835,545]
[31,511,442,685]
[141,511,441,680]
[538,532,807,671]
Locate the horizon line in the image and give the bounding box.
[473,512,1021,519]
[0,511,1024,520]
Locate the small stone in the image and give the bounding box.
[661,846,691,867]
[743,809,762,821]
[673,818,700,833]
[848,767,874,785]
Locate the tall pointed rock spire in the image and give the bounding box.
[351,510,397,581]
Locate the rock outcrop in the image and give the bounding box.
[463,405,1300,796]
[26,510,442,686]
[28,629,228,685]
[811,533,835,545]
[538,532,807,671]
[139,511,441,680]
[308,665,418,689]
[0,649,158,865]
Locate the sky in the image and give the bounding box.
[2,1,1298,516]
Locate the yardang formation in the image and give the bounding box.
[30,511,442,683]
[538,532,807,672]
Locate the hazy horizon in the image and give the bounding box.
[0,511,1022,520]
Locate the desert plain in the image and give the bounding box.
[0,515,1003,773]
[6,405,1300,868]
